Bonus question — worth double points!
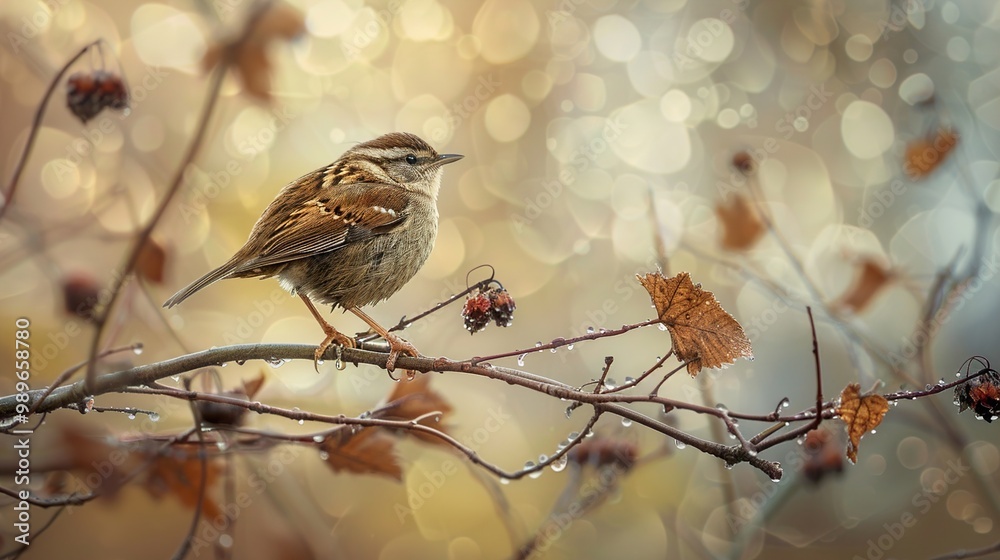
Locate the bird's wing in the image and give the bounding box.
[229,182,409,274]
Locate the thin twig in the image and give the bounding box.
[0,40,103,220]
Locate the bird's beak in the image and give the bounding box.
[432,153,464,167]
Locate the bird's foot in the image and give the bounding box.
[315,327,355,372]
[384,333,419,374]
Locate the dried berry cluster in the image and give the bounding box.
[955,366,1000,422]
[66,70,129,123]
[461,285,516,334]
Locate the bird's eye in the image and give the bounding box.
[405,154,417,165]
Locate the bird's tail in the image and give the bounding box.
[163,261,237,308]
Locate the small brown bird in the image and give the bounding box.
[164,132,462,371]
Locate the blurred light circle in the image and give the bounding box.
[661,89,691,122]
[610,99,691,174]
[845,34,873,62]
[131,4,206,70]
[841,100,894,159]
[898,73,934,105]
[305,0,354,38]
[946,36,970,61]
[868,58,897,89]
[687,18,735,63]
[131,115,165,152]
[484,94,531,142]
[593,14,641,62]
[472,0,539,64]
[896,436,929,469]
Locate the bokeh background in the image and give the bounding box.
[2,0,1000,558]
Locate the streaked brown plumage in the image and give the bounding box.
[164,132,462,370]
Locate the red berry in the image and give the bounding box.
[462,292,492,334]
[489,288,516,327]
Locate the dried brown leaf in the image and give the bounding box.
[637,271,753,376]
[904,127,958,179]
[835,383,889,464]
[203,2,304,101]
[136,238,167,284]
[141,448,222,519]
[243,371,267,399]
[321,428,402,481]
[835,258,892,313]
[715,194,765,251]
[381,374,453,447]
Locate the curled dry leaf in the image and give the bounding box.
[202,2,305,101]
[568,438,638,472]
[197,372,266,426]
[835,383,889,464]
[835,258,892,313]
[380,373,453,447]
[800,428,844,485]
[904,127,958,179]
[637,271,753,376]
[143,448,223,520]
[62,271,100,322]
[954,367,1000,422]
[136,238,167,284]
[321,428,402,481]
[715,193,765,251]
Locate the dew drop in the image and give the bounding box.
[780,397,790,408]
[674,439,686,449]
[568,432,579,439]
[621,417,633,427]
[937,378,946,385]
[133,343,144,355]
[551,456,568,472]
[127,412,136,420]
[499,477,510,485]
[171,375,181,382]
[747,449,757,457]
[517,354,526,367]
[870,429,877,434]
[657,323,668,331]
[770,476,781,483]
[529,469,543,479]
[586,326,595,334]
[550,347,557,353]
[624,376,635,384]
[538,454,548,463]
[235,359,246,366]
[220,362,228,367]
[535,341,542,348]
[317,359,325,366]
[724,463,734,470]
[318,451,329,460]
[312,435,325,443]
[567,344,575,350]
[524,460,535,471]
[149,412,160,422]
